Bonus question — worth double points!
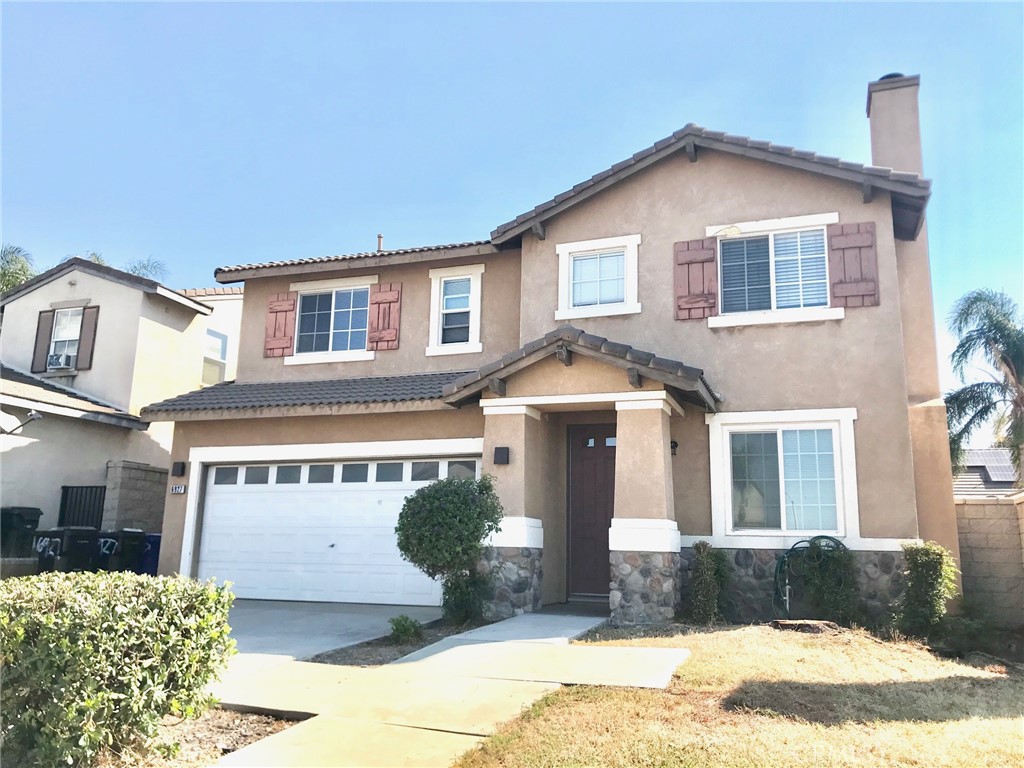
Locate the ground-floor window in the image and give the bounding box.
[707,408,857,539]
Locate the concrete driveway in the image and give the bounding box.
[228,600,441,660]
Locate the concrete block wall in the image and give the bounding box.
[955,494,1024,628]
[101,461,169,533]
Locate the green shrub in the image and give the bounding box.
[896,541,959,638]
[0,571,235,767]
[388,615,423,644]
[395,475,503,623]
[801,540,861,625]
[688,541,728,623]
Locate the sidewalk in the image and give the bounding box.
[213,612,690,767]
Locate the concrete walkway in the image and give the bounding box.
[213,612,690,767]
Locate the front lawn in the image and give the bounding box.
[455,624,1024,768]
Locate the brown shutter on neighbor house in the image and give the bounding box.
[828,222,879,308]
[264,292,297,358]
[31,310,56,373]
[674,238,718,320]
[76,306,100,370]
[367,283,402,351]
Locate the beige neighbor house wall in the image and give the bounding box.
[157,407,485,576]
[517,149,920,543]
[1,269,145,409]
[231,253,522,383]
[0,403,164,529]
[955,494,1024,627]
[197,292,244,381]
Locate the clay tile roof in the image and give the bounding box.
[442,325,720,411]
[141,370,472,418]
[181,287,244,297]
[490,123,931,243]
[214,240,494,279]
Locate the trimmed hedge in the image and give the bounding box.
[688,541,728,623]
[0,571,235,767]
[897,541,960,638]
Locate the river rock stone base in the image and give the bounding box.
[479,546,543,622]
[609,551,681,625]
[679,546,906,623]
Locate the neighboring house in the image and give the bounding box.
[953,449,1017,499]
[182,287,245,386]
[145,74,960,624]
[0,259,241,532]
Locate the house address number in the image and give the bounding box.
[169,485,187,495]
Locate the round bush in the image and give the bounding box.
[0,571,235,767]
[395,475,503,621]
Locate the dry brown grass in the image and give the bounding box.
[455,624,1024,768]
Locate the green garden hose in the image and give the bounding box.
[772,535,847,619]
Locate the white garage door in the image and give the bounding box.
[196,456,480,605]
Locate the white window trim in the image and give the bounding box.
[709,212,841,329]
[179,437,484,575]
[426,264,485,357]
[285,274,379,365]
[704,408,888,549]
[555,234,642,321]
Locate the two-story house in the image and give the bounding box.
[0,259,242,533]
[145,74,959,623]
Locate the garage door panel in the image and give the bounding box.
[196,457,476,606]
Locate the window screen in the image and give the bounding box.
[774,231,828,309]
[721,237,771,313]
[782,429,837,530]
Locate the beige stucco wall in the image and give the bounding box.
[0,404,165,529]
[0,270,144,409]
[200,294,244,381]
[234,253,522,383]
[614,407,674,520]
[955,494,1024,627]
[157,407,485,575]
[130,295,206,417]
[517,149,921,540]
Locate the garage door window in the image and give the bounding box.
[275,465,301,484]
[411,461,439,481]
[341,463,369,483]
[244,466,270,484]
[213,467,238,485]
[447,460,477,480]
[308,465,335,483]
[376,463,404,482]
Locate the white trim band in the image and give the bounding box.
[679,534,918,552]
[608,518,682,553]
[705,212,839,238]
[289,274,379,292]
[487,516,544,549]
[708,307,845,328]
[480,405,543,420]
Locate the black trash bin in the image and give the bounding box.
[96,531,120,571]
[35,527,99,572]
[140,533,161,576]
[1,507,43,558]
[116,529,147,573]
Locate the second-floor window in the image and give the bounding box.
[720,228,829,314]
[296,287,370,354]
[49,308,83,369]
[427,264,485,356]
[555,234,642,321]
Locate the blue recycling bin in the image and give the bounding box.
[139,533,162,576]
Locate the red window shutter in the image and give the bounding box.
[264,292,297,358]
[367,283,402,351]
[828,222,879,308]
[674,238,718,320]
[31,310,56,373]
[76,306,100,370]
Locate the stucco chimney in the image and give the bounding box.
[866,73,923,174]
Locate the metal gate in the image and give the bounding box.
[58,486,106,528]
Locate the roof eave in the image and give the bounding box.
[213,242,503,283]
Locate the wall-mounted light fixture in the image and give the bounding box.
[493,447,510,465]
[670,440,678,457]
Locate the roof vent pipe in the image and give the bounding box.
[377,234,383,252]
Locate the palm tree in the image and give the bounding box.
[944,289,1024,483]
[66,252,168,280]
[1,244,36,293]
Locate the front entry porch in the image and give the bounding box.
[444,327,718,625]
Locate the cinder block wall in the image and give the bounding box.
[955,494,1024,628]
[101,461,169,533]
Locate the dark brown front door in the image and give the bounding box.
[568,424,616,597]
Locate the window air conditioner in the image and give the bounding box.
[47,354,74,370]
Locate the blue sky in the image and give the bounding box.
[3,2,1022,357]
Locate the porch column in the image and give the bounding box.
[479,407,545,620]
[609,399,682,625]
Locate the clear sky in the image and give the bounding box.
[3,2,1022,374]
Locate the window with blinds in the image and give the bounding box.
[720,228,829,314]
